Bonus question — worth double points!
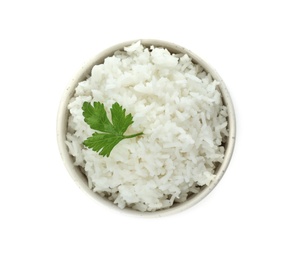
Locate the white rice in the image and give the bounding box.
[66,41,228,212]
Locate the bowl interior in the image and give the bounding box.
[57,39,236,217]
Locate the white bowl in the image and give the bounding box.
[57,39,236,217]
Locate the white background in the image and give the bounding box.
[1,0,288,259]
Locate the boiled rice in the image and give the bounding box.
[65,41,228,212]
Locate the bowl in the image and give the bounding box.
[57,39,236,217]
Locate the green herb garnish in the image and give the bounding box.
[82,101,143,157]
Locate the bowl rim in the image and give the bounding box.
[56,39,236,217]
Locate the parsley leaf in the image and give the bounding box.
[82,102,143,157]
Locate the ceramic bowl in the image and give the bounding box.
[57,39,236,217]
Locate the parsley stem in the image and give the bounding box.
[123,132,143,139]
